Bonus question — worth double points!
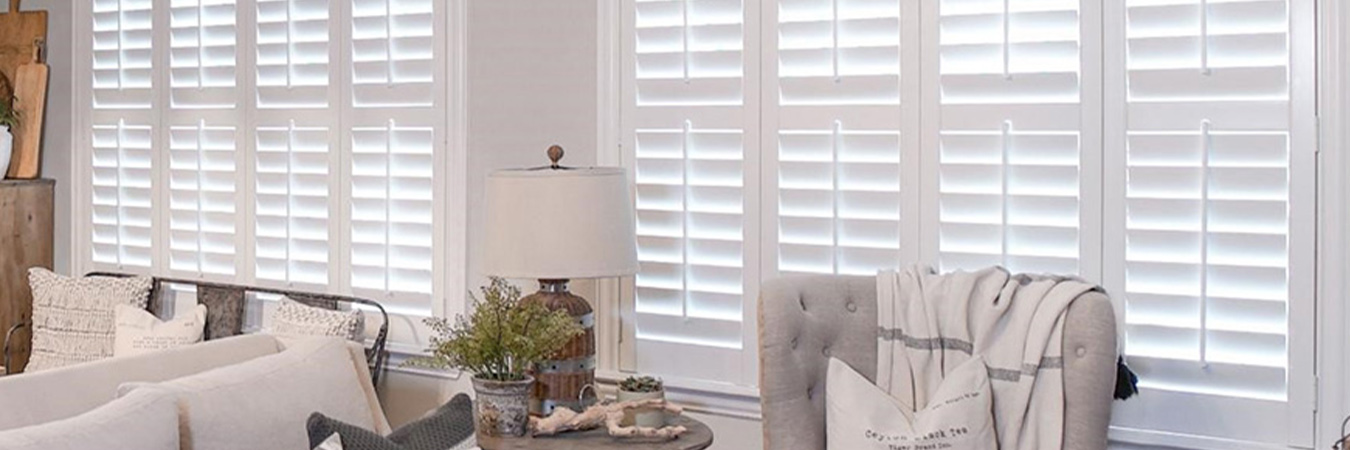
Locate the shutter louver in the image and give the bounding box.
[627,0,755,383]
[350,0,434,108]
[772,0,904,276]
[168,122,238,276]
[91,0,156,270]
[934,0,1086,276]
[167,0,239,278]
[347,0,439,309]
[169,0,237,109]
[349,122,436,307]
[256,0,331,108]
[1110,0,1310,444]
[255,123,332,287]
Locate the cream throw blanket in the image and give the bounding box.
[875,265,1100,450]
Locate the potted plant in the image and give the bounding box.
[410,277,582,448]
[0,97,17,177]
[617,375,665,428]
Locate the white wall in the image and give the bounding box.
[18,0,72,275]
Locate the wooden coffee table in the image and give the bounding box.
[480,415,714,450]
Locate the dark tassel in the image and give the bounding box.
[1114,356,1139,400]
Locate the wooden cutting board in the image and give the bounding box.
[8,42,46,179]
[0,0,46,100]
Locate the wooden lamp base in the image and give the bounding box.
[520,279,597,415]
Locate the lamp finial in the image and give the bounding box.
[547,145,565,169]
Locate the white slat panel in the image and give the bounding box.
[91,121,156,269]
[627,0,755,384]
[346,0,440,311]
[255,124,332,288]
[1109,0,1313,445]
[349,123,435,308]
[91,0,157,271]
[169,0,237,109]
[256,0,332,108]
[168,122,237,276]
[934,0,1088,276]
[772,0,905,276]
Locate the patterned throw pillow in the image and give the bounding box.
[307,394,477,450]
[266,298,365,342]
[25,268,154,371]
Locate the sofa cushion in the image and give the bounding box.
[0,333,282,431]
[306,394,476,450]
[150,337,388,450]
[0,388,179,450]
[25,268,153,371]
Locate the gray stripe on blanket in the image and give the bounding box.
[879,327,1063,382]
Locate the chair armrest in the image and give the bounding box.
[4,321,28,375]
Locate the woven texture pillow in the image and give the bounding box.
[25,268,154,372]
[267,298,365,342]
[307,394,476,450]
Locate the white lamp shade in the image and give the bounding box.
[484,167,639,279]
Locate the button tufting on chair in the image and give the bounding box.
[822,346,831,357]
[1076,347,1087,357]
[846,302,857,313]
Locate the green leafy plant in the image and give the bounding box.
[619,375,663,393]
[408,277,583,381]
[0,97,18,130]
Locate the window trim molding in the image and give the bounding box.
[1315,0,1350,447]
[68,0,470,348]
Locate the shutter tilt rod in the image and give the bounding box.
[1199,119,1212,368]
[680,119,692,320]
[832,0,841,82]
[1002,0,1012,80]
[682,0,691,83]
[1001,120,1013,268]
[1199,0,1211,75]
[831,120,842,274]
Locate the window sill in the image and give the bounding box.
[595,370,761,420]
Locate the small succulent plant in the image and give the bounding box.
[619,375,664,393]
[0,97,18,130]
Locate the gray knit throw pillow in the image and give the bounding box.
[307,394,475,450]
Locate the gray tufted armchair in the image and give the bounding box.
[758,275,1118,450]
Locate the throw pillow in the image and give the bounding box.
[25,268,154,371]
[307,394,476,450]
[266,297,365,342]
[826,356,997,450]
[114,304,207,357]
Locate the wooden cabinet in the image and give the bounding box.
[0,179,53,373]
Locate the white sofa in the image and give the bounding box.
[0,334,390,450]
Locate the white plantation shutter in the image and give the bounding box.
[166,0,240,278]
[90,0,156,270]
[767,0,912,276]
[254,0,336,288]
[347,0,440,309]
[256,0,331,109]
[79,0,455,316]
[1106,0,1314,445]
[623,0,760,384]
[168,122,238,276]
[254,123,333,287]
[928,0,1097,277]
[349,122,436,308]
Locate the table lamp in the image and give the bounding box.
[484,145,638,415]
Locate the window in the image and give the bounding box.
[78,0,459,318]
[615,0,1314,446]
